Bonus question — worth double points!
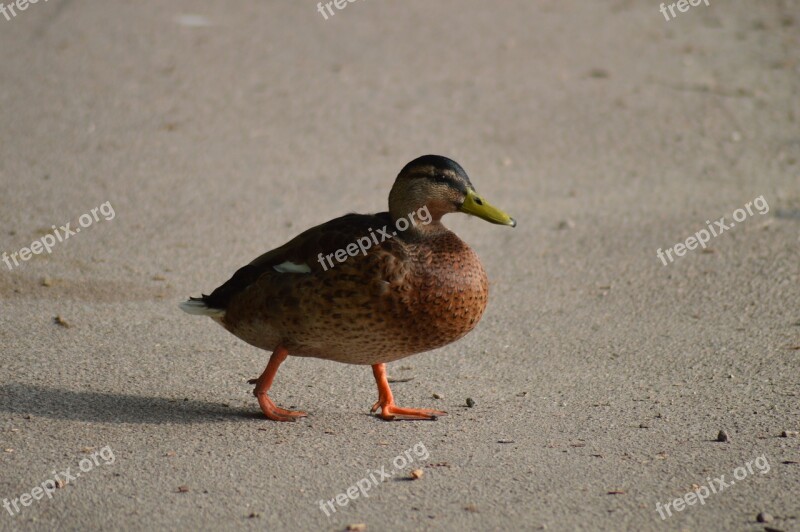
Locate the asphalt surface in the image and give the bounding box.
[1,1,798,531]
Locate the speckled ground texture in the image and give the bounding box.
[1,1,798,531]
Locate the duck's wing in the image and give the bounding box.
[198,212,398,310]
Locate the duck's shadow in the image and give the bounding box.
[0,383,256,424]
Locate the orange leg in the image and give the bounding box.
[370,363,446,421]
[251,346,307,422]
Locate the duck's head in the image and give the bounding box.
[389,155,516,231]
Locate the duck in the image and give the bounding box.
[180,155,515,421]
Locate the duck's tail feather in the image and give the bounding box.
[179,297,226,318]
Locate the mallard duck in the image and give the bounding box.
[180,155,515,421]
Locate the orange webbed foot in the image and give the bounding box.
[255,393,307,422]
[370,363,446,421]
[370,401,446,421]
[251,346,307,422]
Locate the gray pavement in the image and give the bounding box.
[1,1,798,530]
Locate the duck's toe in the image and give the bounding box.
[256,394,307,422]
[372,403,447,421]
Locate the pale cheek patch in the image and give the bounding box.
[273,261,312,274]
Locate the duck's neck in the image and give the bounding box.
[389,198,453,236]
[397,220,452,242]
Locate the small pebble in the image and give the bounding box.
[54,315,70,328]
[177,485,190,493]
[556,219,575,230]
[466,398,475,408]
[41,276,53,287]
[346,524,366,532]
[432,393,442,399]
[716,430,730,442]
[588,68,609,79]
[781,430,798,438]
[410,469,424,479]
[757,512,773,523]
